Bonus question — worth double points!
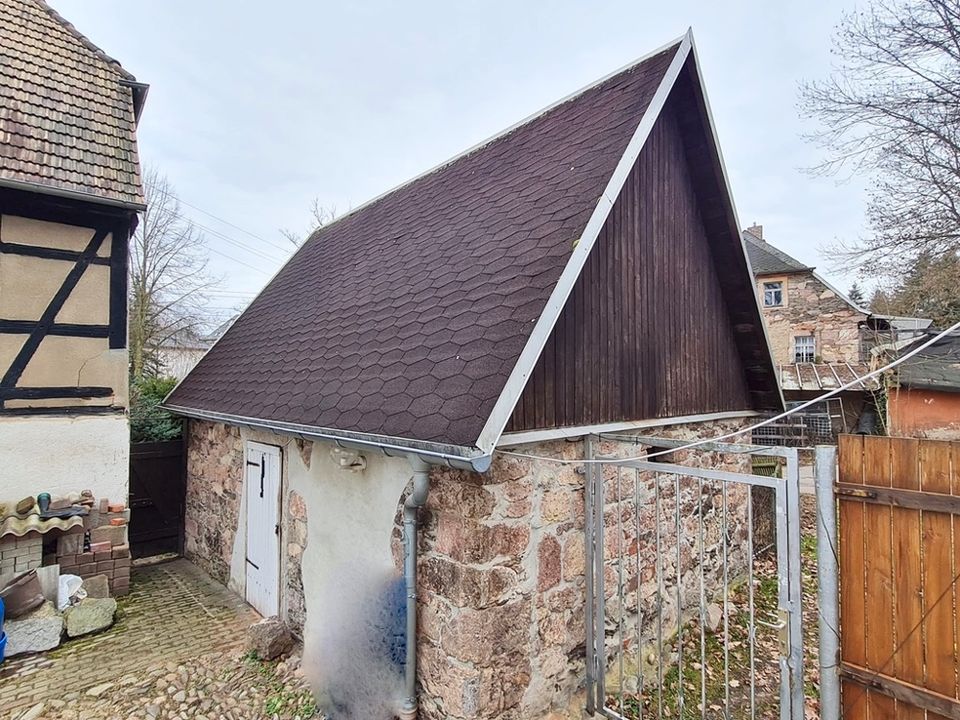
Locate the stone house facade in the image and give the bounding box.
[744,226,869,367]
[168,33,782,720]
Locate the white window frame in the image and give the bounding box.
[763,280,784,307]
[794,335,816,363]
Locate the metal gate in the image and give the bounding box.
[584,435,805,719]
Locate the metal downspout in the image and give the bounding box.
[399,457,430,720]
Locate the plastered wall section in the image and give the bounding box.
[184,420,412,639]
[0,214,127,409]
[0,414,129,501]
[756,271,866,366]
[888,388,960,440]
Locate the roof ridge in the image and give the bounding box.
[742,231,813,272]
[27,0,136,81]
[303,35,686,243]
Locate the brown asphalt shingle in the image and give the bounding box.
[167,43,680,449]
[0,0,144,206]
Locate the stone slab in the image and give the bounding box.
[4,601,63,656]
[64,597,117,638]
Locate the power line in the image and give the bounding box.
[178,198,294,254]
[206,246,273,275]
[189,217,288,264]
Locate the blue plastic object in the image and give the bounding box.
[0,596,5,665]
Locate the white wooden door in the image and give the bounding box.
[245,441,281,617]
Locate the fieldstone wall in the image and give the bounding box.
[184,420,244,585]
[758,271,866,365]
[286,488,308,634]
[412,418,753,720]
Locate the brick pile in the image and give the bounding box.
[55,500,131,596]
[0,535,42,577]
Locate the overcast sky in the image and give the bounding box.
[55,1,865,325]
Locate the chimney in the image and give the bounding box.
[745,223,764,241]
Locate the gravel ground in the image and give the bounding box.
[9,650,321,720]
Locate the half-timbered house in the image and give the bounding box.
[0,0,147,502]
[167,32,780,719]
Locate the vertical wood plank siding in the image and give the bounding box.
[506,97,752,432]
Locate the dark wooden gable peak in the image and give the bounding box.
[506,57,781,433]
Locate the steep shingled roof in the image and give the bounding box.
[0,0,145,207]
[743,230,812,276]
[167,34,777,459]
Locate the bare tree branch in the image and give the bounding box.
[800,0,960,277]
[129,167,219,378]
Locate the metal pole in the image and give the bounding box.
[585,438,597,714]
[815,445,840,720]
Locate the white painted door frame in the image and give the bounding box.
[244,441,282,617]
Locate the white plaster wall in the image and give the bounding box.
[0,414,129,502]
[230,427,411,646]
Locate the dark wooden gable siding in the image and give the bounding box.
[506,95,753,432]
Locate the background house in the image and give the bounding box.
[743,225,928,442]
[166,34,781,719]
[0,0,146,503]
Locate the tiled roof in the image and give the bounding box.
[167,43,680,449]
[743,231,812,276]
[0,0,144,207]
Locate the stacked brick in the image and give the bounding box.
[0,535,42,576]
[55,501,131,596]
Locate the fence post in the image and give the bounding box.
[815,445,840,720]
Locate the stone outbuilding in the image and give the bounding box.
[166,31,782,720]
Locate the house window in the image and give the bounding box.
[763,281,783,307]
[795,335,816,363]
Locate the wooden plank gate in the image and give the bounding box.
[129,439,186,559]
[838,434,960,719]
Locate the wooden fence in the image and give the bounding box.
[838,434,960,719]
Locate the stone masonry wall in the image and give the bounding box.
[184,420,244,585]
[758,271,866,365]
[412,418,753,720]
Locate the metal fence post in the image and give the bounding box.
[815,445,840,720]
[585,436,596,714]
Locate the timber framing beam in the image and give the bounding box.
[0,405,122,417]
[0,320,110,338]
[0,241,111,265]
[0,386,112,400]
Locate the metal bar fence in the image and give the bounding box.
[584,436,804,720]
